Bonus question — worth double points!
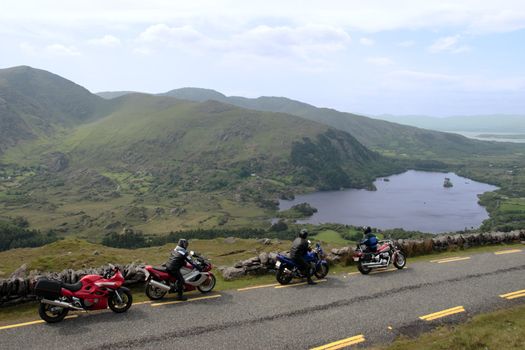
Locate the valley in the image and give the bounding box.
[1,66,525,245]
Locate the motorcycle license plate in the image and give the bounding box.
[353,257,359,262]
[275,261,281,268]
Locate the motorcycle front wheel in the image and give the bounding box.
[394,252,407,269]
[276,266,293,285]
[109,289,133,313]
[38,302,69,323]
[314,263,329,279]
[145,282,168,300]
[198,274,216,293]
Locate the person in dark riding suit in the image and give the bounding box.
[360,226,378,260]
[165,238,194,301]
[290,229,316,285]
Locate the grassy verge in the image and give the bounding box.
[374,304,525,350]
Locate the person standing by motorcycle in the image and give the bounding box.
[165,238,193,301]
[290,229,316,285]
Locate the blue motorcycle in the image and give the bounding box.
[275,242,329,285]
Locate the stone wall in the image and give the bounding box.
[219,230,525,280]
[0,263,146,307]
[1,231,523,305]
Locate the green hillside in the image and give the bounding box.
[0,66,110,154]
[164,88,522,159]
[97,91,140,100]
[0,67,398,237]
[48,93,388,188]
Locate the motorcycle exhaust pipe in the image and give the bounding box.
[149,279,171,291]
[361,262,387,267]
[41,299,83,310]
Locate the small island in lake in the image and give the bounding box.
[443,177,453,188]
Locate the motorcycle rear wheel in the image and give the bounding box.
[276,266,293,285]
[394,252,406,269]
[357,261,372,275]
[109,289,133,313]
[314,263,329,279]
[198,274,216,293]
[145,282,168,300]
[38,302,69,323]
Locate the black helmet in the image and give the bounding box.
[178,238,189,249]
[363,226,372,234]
[299,229,308,239]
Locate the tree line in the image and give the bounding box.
[0,217,59,251]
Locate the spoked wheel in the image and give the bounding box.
[108,289,133,313]
[145,282,168,300]
[276,266,293,285]
[198,274,216,293]
[38,302,69,323]
[394,252,407,269]
[314,263,329,279]
[357,261,372,275]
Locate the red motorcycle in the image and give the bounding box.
[144,251,216,300]
[34,265,132,323]
[353,239,406,274]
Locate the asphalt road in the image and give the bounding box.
[1,248,524,350]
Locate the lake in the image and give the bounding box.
[278,170,498,233]
[448,131,525,143]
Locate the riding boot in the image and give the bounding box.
[175,292,187,301]
[174,277,187,300]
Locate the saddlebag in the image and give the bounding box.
[34,279,62,299]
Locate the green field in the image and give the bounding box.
[376,304,525,350]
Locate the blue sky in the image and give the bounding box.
[1,0,525,116]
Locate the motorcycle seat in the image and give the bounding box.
[153,266,167,272]
[61,281,82,292]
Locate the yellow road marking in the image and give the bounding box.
[429,257,461,262]
[494,249,522,255]
[151,294,222,306]
[348,272,361,276]
[506,293,525,300]
[430,257,471,264]
[237,283,279,291]
[133,301,152,305]
[419,306,465,321]
[500,289,525,300]
[275,279,327,289]
[310,334,366,350]
[0,315,78,331]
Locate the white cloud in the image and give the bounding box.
[366,57,394,66]
[135,23,351,59]
[138,24,207,44]
[232,25,351,57]
[19,42,36,54]
[397,40,415,47]
[428,35,470,53]
[87,35,121,47]
[3,1,525,34]
[360,37,375,46]
[45,44,81,56]
[132,47,153,56]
